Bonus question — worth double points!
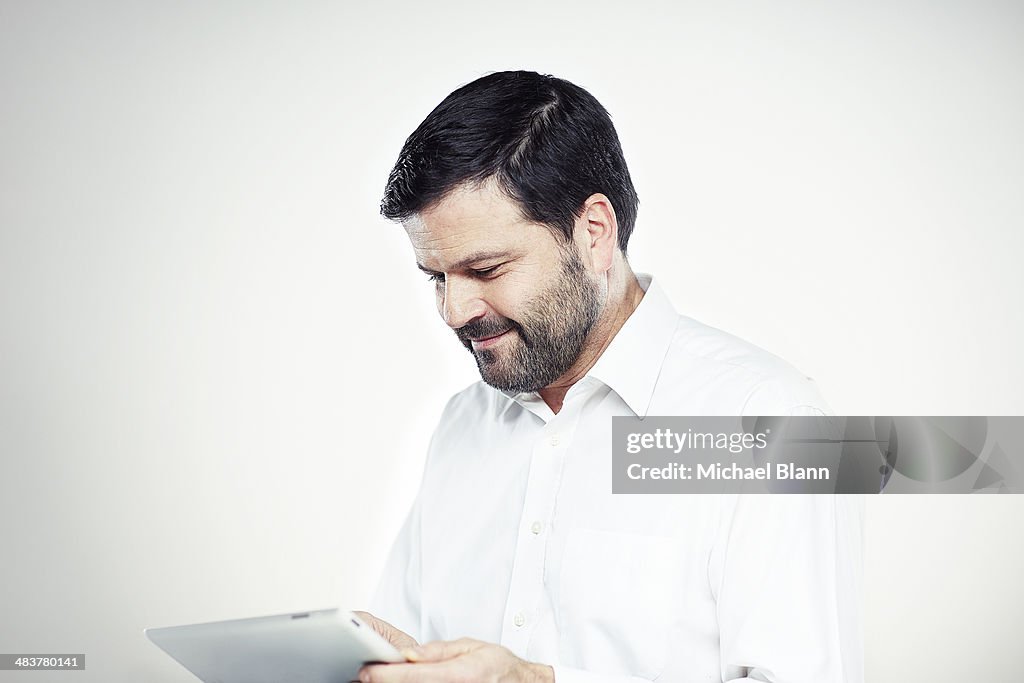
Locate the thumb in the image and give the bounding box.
[402,637,482,663]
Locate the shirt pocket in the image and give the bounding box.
[557,527,678,680]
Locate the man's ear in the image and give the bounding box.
[576,193,618,274]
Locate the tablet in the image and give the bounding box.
[145,608,405,683]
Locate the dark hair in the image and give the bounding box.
[380,71,639,253]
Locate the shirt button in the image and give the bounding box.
[530,521,543,535]
[549,434,560,446]
[513,612,526,627]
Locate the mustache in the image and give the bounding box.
[455,317,517,344]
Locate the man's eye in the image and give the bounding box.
[471,266,500,278]
[427,272,445,284]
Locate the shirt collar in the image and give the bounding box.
[502,273,679,419]
[587,274,678,417]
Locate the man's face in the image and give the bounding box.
[404,182,604,394]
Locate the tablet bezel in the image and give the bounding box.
[145,608,405,683]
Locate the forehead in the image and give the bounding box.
[403,182,556,269]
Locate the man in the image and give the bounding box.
[358,71,863,683]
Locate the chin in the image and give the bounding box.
[478,365,530,394]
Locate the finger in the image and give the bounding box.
[402,637,482,663]
[359,662,414,683]
[352,611,386,637]
[352,612,419,650]
[361,658,478,683]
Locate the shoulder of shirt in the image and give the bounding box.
[432,380,510,433]
[420,381,513,467]
[660,315,833,416]
[440,379,503,413]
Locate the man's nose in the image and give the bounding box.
[440,277,487,329]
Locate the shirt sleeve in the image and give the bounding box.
[740,373,834,418]
[368,389,468,644]
[367,494,424,644]
[710,494,865,683]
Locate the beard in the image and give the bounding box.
[454,246,603,394]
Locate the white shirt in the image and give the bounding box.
[371,275,863,683]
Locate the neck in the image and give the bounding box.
[538,263,645,414]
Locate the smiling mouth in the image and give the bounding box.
[470,329,512,350]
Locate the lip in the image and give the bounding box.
[470,329,512,350]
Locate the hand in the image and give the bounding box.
[352,611,419,651]
[359,638,554,683]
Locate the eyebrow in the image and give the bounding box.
[415,250,513,273]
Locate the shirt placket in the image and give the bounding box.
[497,398,585,656]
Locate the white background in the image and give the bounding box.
[1,1,1022,681]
